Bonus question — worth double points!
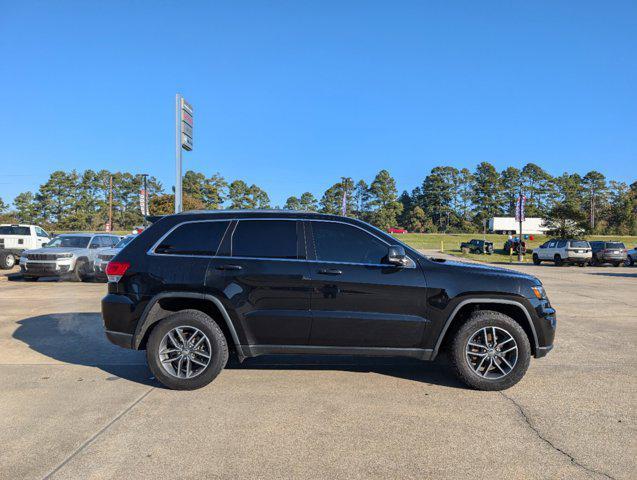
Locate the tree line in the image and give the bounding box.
[0,163,635,235]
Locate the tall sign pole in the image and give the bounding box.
[175,94,194,213]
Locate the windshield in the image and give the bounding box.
[0,226,30,235]
[607,242,625,249]
[570,241,589,248]
[115,235,135,248]
[46,236,90,248]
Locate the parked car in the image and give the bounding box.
[0,224,51,269]
[460,239,494,255]
[388,227,407,234]
[20,233,121,281]
[503,238,526,254]
[532,239,592,266]
[102,211,556,391]
[589,241,628,267]
[625,247,636,266]
[94,235,137,281]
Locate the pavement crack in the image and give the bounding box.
[42,386,154,479]
[499,392,616,480]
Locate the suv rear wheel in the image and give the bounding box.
[0,252,16,269]
[450,310,531,391]
[532,254,541,265]
[146,310,229,390]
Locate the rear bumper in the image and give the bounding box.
[102,293,142,349]
[105,330,134,349]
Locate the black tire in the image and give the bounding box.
[532,254,541,265]
[68,259,87,282]
[146,310,229,390]
[613,262,622,267]
[0,252,16,269]
[450,310,531,391]
[554,254,563,266]
[578,262,586,267]
[626,256,635,267]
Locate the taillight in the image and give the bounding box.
[105,261,130,282]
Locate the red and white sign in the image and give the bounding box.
[139,189,149,216]
[181,98,193,151]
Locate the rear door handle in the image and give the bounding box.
[318,268,342,275]
[215,264,243,271]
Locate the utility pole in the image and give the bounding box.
[108,175,113,232]
[590,184,595,230]
[518,186,524,262]
[140,173,149,227]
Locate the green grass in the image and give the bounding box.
[394,233,637,264]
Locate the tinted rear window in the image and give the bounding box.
[0,226,30,235]
[607,242,625,249]
[570,241,589,248]
[232,220,298,259]
[156,221,229,255]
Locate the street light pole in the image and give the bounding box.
[518,186,524,262]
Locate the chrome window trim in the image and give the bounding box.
[147,216,416,268]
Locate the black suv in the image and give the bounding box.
[102,211,555,391]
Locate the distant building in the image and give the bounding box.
[488,217,548,235]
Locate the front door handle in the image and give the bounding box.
[318,268,342,275]
[215,264,243,271]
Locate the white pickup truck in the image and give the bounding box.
[0,224,52,269]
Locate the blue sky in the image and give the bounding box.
[1,1,635,206]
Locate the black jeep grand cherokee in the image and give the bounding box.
[102,210,555,391]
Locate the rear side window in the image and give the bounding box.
[312,221,387,264]
[231,220,297,259]
[607,242,625,249]
[570,241,589,248]
[556,240,567,248]
[0,226,30,235]
[156,221,229,255]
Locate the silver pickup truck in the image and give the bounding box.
[20,233,121,281]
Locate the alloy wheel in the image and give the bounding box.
[158,326,212,379]
[465,326,518,379]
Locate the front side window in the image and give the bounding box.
[556,240,567,248]
[156,221,229,256]
[231,220,297,259]
[313,221,387,265]
[35,227,49,238]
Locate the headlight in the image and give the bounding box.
[531,285,547,300]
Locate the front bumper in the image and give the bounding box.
[21,261,71,276]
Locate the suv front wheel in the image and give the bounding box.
[146,310,229,390]
[450,310,531,391]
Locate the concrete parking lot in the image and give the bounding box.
[1,259,635,480]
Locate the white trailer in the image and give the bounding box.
[488,217,548,235]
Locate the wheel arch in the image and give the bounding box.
[133,292,242,359]
[433,298,539,359]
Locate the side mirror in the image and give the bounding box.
[387,245,408,267]
[89,243,100,249]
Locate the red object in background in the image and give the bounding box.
[529,235,534,241]
[388,228,408,234]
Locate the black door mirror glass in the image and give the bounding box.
[387,245,408,266]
